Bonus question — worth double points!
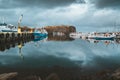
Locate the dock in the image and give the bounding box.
[0,32,34,44]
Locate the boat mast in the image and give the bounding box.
[2,17,5,23]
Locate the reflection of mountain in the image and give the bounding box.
[47,35,74,41]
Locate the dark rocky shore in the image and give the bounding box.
[1,67,120,80]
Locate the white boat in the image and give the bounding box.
[69,32,83,38]
[0,22,17,32]
[69,32,89,40]
[88,32,115,40]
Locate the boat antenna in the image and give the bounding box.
[1,17,5,23]
[2,17,5,23]
[0,17,1,23]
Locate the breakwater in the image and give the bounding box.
[0,32,34,43]
[0,32,34,51]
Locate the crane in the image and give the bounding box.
[18,14,23,27]
[18,14,23,33]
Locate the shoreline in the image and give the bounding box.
[0,66,119,80]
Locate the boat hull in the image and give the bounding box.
[92,37,114,40]
[1,30,17,32]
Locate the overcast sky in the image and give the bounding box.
[0,0,120,32]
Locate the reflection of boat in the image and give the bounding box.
[86,38,115,45]
[33,28,48,41]
[0,23,17,32]
[87,39,99,43]
[33,35,47,42]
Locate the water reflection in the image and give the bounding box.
[47,34,74,41]
[18,41,24,60]
[1,35,120,77]
[83,38,120,45]
[0,38,32,52]
[0,35,73,52]
[0,35,74,65]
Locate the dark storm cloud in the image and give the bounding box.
[0,0,85,9]
[90,0,120,9]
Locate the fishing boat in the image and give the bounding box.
[33,35,47,42]
[69,32,83,39]
[0,22,17,32]
[92,36,114,40]
[88,32,115,40]
[33,28,48,40]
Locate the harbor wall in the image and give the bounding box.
[0,32,34,45]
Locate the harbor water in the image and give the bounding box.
[0,35,120,79]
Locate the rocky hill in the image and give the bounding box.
[44,25,76,35]
[20,25,76,36]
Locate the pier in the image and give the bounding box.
[0,32,34,44]
[0,14,35,45]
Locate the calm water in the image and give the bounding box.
[0,36,120,74]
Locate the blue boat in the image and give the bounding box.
[33,35,47,42]
[33,28,48,41]
[93,37,114,40]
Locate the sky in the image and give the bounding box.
[0,0,120,32]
